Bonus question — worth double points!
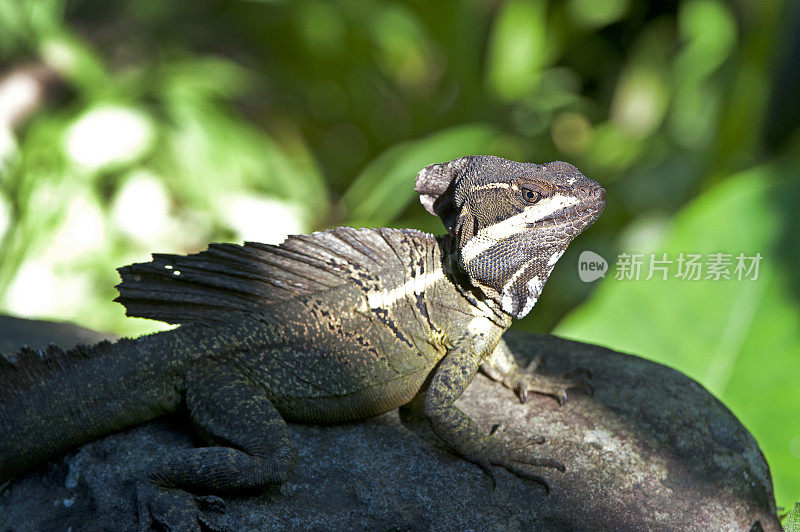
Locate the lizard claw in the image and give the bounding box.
[508,453,565,473]
[509,358,593,405]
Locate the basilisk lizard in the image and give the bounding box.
[0,155,605,530]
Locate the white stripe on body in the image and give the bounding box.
[360,268,446,311]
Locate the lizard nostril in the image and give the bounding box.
[595,187,606,201]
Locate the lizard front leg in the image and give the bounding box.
[137,360,297,532]
[421,340,564,490]
[481,338,591,404]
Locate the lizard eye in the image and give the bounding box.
[520,187,541,205]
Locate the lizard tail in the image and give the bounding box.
[0,333,185,484]
[0,341,108,483]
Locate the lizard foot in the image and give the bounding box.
[476,434,565,493]
[137,482,226,532]
[509,357,593,405]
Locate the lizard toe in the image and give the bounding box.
[470,434,563,492]
[515,369,593,405]
[494,459,552,493]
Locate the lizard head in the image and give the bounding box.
[415,155,605,318]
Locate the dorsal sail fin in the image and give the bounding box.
[115,226,435,326]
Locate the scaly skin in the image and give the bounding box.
[0,156,605,530]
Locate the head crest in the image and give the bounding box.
[414,156,479,235]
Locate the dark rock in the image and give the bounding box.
[0,315,112,354]
[0,316,780,530]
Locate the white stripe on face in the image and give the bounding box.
[460,193,580,263]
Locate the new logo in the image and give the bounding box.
[578,250,607,282]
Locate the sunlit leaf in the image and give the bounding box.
[158,57,252,102]
[154,58,328,224]
[63,105,154,171]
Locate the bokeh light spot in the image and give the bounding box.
[46,193,107,263]
[551,112,593,155]
[112,171,171,244]
[611,67,668,138]
[220,194,305,245]
[64,105,153,170]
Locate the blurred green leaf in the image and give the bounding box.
[675,0,736,84]
[0,112,74,296]
[556,164,800,510]
[341,124,497,225]
[568,0,629,29]
[585,123,643,172]
[159,56,252,102]
[39,32,109,93]
[154,57,327,222]
[159,101,327,222]
[0,0,63,53]
[486,0,548,101]
[293,0,346,56]
[368,3,439,94]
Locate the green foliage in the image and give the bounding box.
[0,0,797,513]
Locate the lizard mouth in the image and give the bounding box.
[525,196,606,228]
